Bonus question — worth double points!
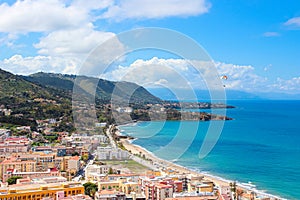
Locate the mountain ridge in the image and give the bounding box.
[23,72,162,104]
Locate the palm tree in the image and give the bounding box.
[229,181,237,200]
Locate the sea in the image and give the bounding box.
[119,100,300,199]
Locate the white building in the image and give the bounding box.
[85,164,111,181]
[68,156,80,171]
[96,146,129,160]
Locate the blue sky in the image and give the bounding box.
[0,0,300,95]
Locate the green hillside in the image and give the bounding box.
[24,72,162,104]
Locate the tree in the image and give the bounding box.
[108,167,114,174]
[7,176,23,185]
[81,154,89,162]
[229,181,237,200]
[72,152,80,156]
[83,182,98,197]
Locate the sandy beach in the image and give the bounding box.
[116,126,234,190]
[114,125,285,200]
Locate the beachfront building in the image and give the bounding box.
[0,182,84,200]
[96,146,129,160]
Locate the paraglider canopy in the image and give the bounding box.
[220,75,228,80]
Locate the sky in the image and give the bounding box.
[0,0,300,96]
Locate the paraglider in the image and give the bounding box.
[220,75,228,80]
[220,75,228,87]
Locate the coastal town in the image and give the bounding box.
[0,103,282,200]
[0,1,299,199]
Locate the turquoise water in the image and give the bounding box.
[120,100,300,199]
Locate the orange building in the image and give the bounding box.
[0,182,84,200]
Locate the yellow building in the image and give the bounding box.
[98,181,120,191]
[120,182,140,194]
[0,157,36,179]
[0,182,84,200]
[98,180,141,195]
[197,183,214,193]
[146,170,161,177]
[188,180,214,193]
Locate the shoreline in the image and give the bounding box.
[114,124,286,200]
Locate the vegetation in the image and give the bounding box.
[230,181,237,200]
[104,160,150,174]
[108,167,114,174]
[24,72,162,104]
[81,154,89,162]
[83,182,98,197]
[7,176,23,185]
[0,69,231,134]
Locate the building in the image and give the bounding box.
[188,180,214,193]
[85,164,110,181]
[156,184,173,200]
[66,156,81,173]
[165,196,218,200]
[0,157,36,180]
[95,190,126,200]
[97,176,141,195]
[18,152,64,171]
[54,194,92,200]
[96,146,129,160]
[2,167,60,182]
[0,182,84,200]
[0,136,30,154]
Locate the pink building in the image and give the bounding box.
[0,136,30,153]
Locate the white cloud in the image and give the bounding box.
[101,0,210,21]
[0,0,210,33]
[215,61,267,91]
[270,77,300,93]
[1,30,125,75]
[0,0,112,33]
[101,57,229,90]
[34,26,115,57]
[0,54,81,75]
[0,0,211,75]
[284,17,300,27]
[263,32,280,37]
[101,57,207,89]
[100,57,273,93]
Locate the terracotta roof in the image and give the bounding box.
[70,156,80,161]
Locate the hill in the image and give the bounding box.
[0,69,73,129]
[24,72,162,104]
[0,69,162,129]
